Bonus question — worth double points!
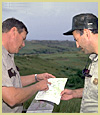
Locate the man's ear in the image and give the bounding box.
[10,27,17,33]
[83,29,91,39]
[10,27,17,38]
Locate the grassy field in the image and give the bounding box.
[14,40,89,113]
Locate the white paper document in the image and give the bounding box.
[35,78,68,105]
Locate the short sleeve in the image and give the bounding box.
[2,63,13,87]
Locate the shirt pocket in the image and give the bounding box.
[8,68,17,78]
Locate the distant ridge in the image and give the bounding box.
[17,40,78,55]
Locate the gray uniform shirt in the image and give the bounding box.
[2,46,23,113]
[80,54,98,113]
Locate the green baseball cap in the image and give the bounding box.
[63,13,98,35]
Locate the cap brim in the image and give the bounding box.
[63,29,73,35]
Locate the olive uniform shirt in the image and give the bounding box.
[80,54,98,113]
[2,46,23,113]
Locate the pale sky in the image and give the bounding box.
[2,2,98,41]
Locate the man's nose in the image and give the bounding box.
[22,41,25,47]
[76,41,80,48]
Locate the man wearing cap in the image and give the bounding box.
[2,18,56,113]
[61,13,98,113]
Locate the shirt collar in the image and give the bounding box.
[89,53,98,62]
[2,45,14,59]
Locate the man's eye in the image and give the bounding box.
[74,38,77,41]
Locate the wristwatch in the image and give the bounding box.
[35,74,38,82]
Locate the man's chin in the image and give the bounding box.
[81,49,85,53]
[83,50,90,54]
[15,49,20,54]
[81,49,88,54]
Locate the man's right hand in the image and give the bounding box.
[36,80,51,91]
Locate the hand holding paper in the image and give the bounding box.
[35,78,68,105]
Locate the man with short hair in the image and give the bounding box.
[61,13,98,113]
[2,18,55,113]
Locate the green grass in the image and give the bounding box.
[53,99,81,113]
